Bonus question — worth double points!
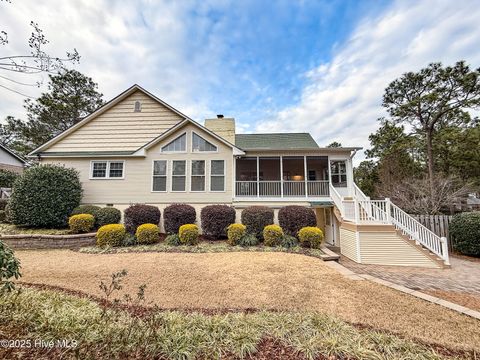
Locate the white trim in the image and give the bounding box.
[151,160,167,193]
[171,160,187,192]
[190,159,206,192]
[161,132,187,153]
[89,160,125,180]
[210,159,226,192]
[191,131,218,153]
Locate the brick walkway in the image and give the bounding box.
[339,256,480,295]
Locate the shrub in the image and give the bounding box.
[227,223,246,246]
[0,240,21,292]
[135,223,160,245]
[165,233,181,246]
[238,233,259,247]
[281,235,299,248]
[0,198,8,211]
[241,206,274,239]
[96,207,121,227]
[0,169,19,188]
[263,224,284,247]
[122,233,137,247]
[0,210,6,223]
[68,214,95,233]
[96,224,126,247]
[201,205,236,239]
[163,204,196,234]
[9,165,82,228]
[450,212,480,257]
[71,205,101,218]
[179,224,199,245]
[278,206,316,237]
[124,204,160,234]
[298,227,324,249]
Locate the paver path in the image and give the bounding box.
[340,256,480,294]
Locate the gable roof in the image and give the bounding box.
[0,143,26,164]
[235,133,319,150]
[29,84,192,156]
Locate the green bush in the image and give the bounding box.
[135,223,160,244]
[450,212,480,257]
[298,227,324,249]
[281,235,299,248]
[68,214,95,233]
[71,205,101,218]
[96,224,126,247]
[0,198,8,211]
[263,224,284,247]
[227,223,246,246]
[179,224,199,245]
[278,206,316,236]
[9,165,82,228]
[0,240,21,292]
[241,206,274,240]
[96,207,121,227]
[165,233,181,246]
[238,233,259,247]
[0,210,6,223]
[122,233,137,247]
[0,169,19,188]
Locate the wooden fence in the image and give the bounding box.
[411,214,454,250]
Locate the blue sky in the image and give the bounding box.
[1,0,479,158]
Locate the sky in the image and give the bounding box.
[1,0,480,160]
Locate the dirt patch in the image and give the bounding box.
[424,289,480,312]
[15,249,480,351]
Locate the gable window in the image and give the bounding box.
[91,161,124,179]
[210,160,225,191]
[330,160,347,187]
[152,160,167,192]
[192,132,217,152]
[134,101,142,112]
[191,160,205,191]
[162,133,186,152]
[172,160,186,191]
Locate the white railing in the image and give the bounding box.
[236,180,329,197]
[329,184,343,214]
[235,181,257,197]
[259,181,281,197]
[283,181,305,196]
[307,180,329,196]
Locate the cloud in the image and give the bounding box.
[255,0,480,159]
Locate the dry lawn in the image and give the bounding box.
[16,249,480,351]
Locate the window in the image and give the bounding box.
[91,161,124,179]
[172,160,186,191]
[330,160,347,187]
[162,133,186,152]
[192,133,217,152]
[210,160,225,191]
[152,160,167,191]
[134,101,141,112]
[191,160,205,191]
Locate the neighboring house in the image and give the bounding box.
[29,85,450,268]
[0,143,26,173]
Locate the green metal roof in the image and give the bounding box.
[235,133,319,150]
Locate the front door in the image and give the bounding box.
[324,208,335,245]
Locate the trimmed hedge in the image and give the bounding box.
[124,204,160,234]
[9,165,82,228]
[263,224,283,247]
[281,235,298,248]
[163,204,196,234]
[71,205,101,219]
[165,234,181,246]
[450,212,480,257]
[0,169,19,188]
[201,205,236,239]
[278,206,316,237]
[135,223,160,244]
[227,223,246,246]
[298,226,324,249]
[68,214,95,233]
[96,224,126,247]
[179,224,199,245]
[96,207,121,227]
[0,199,8,211]
[241,206,274,239]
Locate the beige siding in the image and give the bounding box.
[340,227,358,262]
[43,123,233,206]
[45,91,184,152]
[359,231,440,268]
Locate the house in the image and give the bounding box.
[0,143,26,173]
[29,85,449,268]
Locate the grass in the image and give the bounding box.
[0,286,470,359]
[15,250,480,352]
[0,223,71,235]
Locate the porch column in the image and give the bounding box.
[304,156,308,197]
[280,155,283,198]
[256,156,259,198]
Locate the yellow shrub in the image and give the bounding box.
[69,214,95,233]
[96,224,126,247]
[263,224,283,247]
[227,223,246,246]
[178,224,199,245]
[135,223,160,244]
[298,226,324,249]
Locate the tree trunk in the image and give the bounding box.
[425,130,435,201]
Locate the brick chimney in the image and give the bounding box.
[204,115,236,144]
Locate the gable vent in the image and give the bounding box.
[134,101,142,112]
